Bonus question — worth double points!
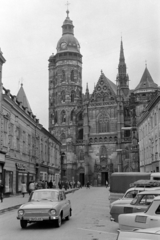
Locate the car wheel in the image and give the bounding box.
[20,220,27,229]
[66,209,71,220]
[56,214,62,227]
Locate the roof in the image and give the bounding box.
[17,84,32,112]
[135,67,158,91]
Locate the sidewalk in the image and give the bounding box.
[0,188,78,214]
[0,193,30,214]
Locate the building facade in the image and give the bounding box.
[0,52,61,195]
[138,93,160,173]
[48,11,159,186]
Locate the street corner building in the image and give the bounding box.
[0,51,61,196]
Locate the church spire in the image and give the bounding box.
[118,39,126,75]
[116,39,129,96]
[85,83,89,100]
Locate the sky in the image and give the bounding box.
[0,0,160,129]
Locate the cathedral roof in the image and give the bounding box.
[17,84,32,112]
[134,67,158,92]
[56,10,80,54]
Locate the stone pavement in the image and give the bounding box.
[0,188,78,214]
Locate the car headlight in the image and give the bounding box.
[18,210,24,215]
[50,209,56,215]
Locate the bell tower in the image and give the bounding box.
[48,10,83,179]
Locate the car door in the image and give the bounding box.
[132,194,154,213]
[62,191,70,217]
[147,203,160,228]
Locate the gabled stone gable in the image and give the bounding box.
[89,72,117,106]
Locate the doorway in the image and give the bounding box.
[79,173,84,186]
[101,172,108,186]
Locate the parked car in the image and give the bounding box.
[116,227,160,240]
[17,189,72,229]
[110,189,160,222]
[110,187,145,209]
[118,196,160,231]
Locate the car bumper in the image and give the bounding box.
[17,215,59,221]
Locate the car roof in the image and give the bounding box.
[137,189,160,195]
[33,189,62,192]
[126,187,160,192]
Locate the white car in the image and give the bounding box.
[116,228,160,240]
[118,196,160,231]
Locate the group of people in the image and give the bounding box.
[21,179,57,197]
[58,180,82,190]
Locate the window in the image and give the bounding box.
[98,113,110,133]
[155,205,160,214]
[61,133,66,144]
[61,110,66,123]
[70,70,74,82]
[71,90,75,102]
[10,123,14,149]
[62,70,65,82]
[70,110,74,121]
[61,90,65,102]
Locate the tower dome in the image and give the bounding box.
[56,10,80,54]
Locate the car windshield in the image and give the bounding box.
[31,191,59,201]
[124,190,138,199]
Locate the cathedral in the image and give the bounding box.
[48,10,159,186]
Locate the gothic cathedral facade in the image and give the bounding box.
[48,11,159,186]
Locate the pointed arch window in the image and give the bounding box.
[62,70,65,82]
[98,113,110,133]
[61,110,66,123]
[70,70,74,82]
[61,90,65,102]
[55,72,58,85]
[96,93,103,102]
[54,111,58,124]
[71,90,75,102]
[70,109,74,122]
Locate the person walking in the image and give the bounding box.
[21,181,26,197]
[28,180,35,195]
[0,180,4,202]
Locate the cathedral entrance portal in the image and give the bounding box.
[101,172,108,186]
[79,173,84,186]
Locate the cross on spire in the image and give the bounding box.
[66,1,70,17]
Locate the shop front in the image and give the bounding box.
[3,170,13,195]
[15,163,27,193]
[0,152,5,181]
[48,168,55,182]
[39,165,48,181]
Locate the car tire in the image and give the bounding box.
[20,220,27,229]
[66,209,71,220]
[56,214,62,227]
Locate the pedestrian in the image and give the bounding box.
[106,180,108,187]
[48,180,53,189]
[21,181,26,197]
[0,180,4,202]
[58,180,62,189]
[28,180,35,195]
[86,181,90,188]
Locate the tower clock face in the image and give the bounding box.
[61,42,67,49]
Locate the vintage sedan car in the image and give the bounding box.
[110,189,160,222]
[17,189,72,229]
[110,187,143,209]
[116,227,160,240]
[119,196,160,231]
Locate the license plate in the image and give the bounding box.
[29,218,43,221]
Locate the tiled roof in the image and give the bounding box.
[17,84,32,112]
[135,67,158,91]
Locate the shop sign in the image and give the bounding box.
[0,153,5,163]
[15,163,26,171]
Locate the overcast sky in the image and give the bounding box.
[0,0,160,129]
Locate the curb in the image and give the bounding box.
[0,188,78,215]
